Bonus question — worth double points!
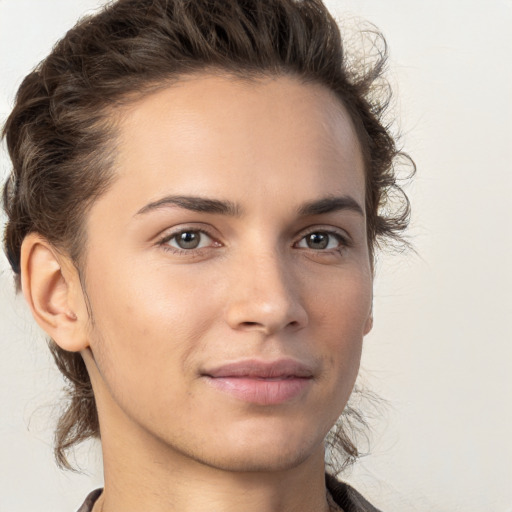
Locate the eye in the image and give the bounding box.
[296,231,345,251]
[161,229,215,251]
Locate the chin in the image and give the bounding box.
[185,422,326,473]
[197,444,318,473]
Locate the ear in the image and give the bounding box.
[363,302,373,336]
[363,313,373,336]
[20,233,89,352]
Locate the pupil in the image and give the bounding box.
[308,232,328,249]
[178,232,200,249]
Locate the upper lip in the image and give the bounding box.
[202,359,314,379]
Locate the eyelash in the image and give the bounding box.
[158,227,219,256]
[157,227,351,256]
[295,229,351,253]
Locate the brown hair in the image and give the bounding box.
[2,0,412,471]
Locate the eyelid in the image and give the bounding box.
[156,224,222,252]
[154,223,352,256]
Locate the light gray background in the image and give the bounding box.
[1,1,511,511]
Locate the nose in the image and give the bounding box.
[224,249,309,335]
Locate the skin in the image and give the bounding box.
[21,74,373,512]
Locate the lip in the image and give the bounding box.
[202,359,314,405]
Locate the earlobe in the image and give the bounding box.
[20,233,89,352]
[363,302,373,335]
[363,314,373,335]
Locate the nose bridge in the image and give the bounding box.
[224,241,308,334]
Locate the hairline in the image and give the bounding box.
[71,67,373,277]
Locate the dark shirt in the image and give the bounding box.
[77,489,102,512]
[76,474,382,512]
[326,474,382,512]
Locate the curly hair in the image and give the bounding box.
[2,0,413,470]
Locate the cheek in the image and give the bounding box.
[311,268,372,381]
[89,252,214,334]
[83,257,219,399]
[311,265,372,334]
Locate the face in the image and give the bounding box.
[79,74,373,472]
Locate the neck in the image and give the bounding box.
[99,436,330,512]
[96,413,330,512]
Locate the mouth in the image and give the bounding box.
[201,359,314,405]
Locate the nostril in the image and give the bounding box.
[239,320,300,330]
[241,321,259,328]
[226,296,309,334]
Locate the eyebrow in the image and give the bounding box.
[135,194,364,217]
[136,195,242,217]
[297,195,364,217]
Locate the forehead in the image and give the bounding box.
[99,73,365,218]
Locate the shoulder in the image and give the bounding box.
[76,489,102,512]
[326,474,383,512]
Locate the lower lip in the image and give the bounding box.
[204,376,312,405]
